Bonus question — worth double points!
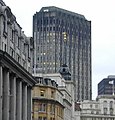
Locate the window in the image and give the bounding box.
[50,27,52,31]
[4,44,7,52]
[40,90,45,97]
[39,103,47,112]
[104,108,107,115]
[3,17,7,37]
[17,55,20,63]
[11,30,14,42]
[10,47,14,57]
[91,111,94,114]
[51,91,54,98]
[110,108,113,115]
[96,111,99,114]
[3,20,6,32]
[90,104,92,108]
[95,104,98,108]
[38,117,47,120]
[53,27,55,31]
[50,104,55,114]
[50,19,52,24]
[22,59,26,68]
[38,116,42,120]
[43,117,47,120]
[50,118,54,120]
[103,101,107,107]
[17,37,20,48]
[110,101,113,108]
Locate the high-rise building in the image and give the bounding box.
[98,75,115,95]
[33,6,92,101]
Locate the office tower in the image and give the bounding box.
[33,6,92,101]
[98,75,115,95]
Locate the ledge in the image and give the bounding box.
[0,50,37,87]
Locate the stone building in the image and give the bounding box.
[34,64,75,120]
[32,77,64,120]
[0,1,37,120]
[0,0,34,73]
[75,95,115,120]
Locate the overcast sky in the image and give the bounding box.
[4,0,115,99]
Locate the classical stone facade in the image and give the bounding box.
[0,1,37,120]
[34,65,75,120]
[75,95,115,120]
[0,0,34,73]
[0,50,37,120]
[32,77,64,120]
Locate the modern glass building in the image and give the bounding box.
[98,75,115,95]
[33,6,92,101]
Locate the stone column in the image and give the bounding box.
[9,73,16,120]
[16,79,22,120]
[22,83,27,120]
[27,87,32,120]
[0,64,3,120]
[2,67,10,120]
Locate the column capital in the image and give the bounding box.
[22,82,27,86]
[10,72,16,78]
[3,66,10,72]
[0,62,4,67]
[16,77,23,82]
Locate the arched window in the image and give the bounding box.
[110,101,113,108]
[103,101,107,107]
[104,108,107,115]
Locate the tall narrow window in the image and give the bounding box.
[103,101,107,107]
[4,44,6,52]
[104,108,107,115]
[40,90,45,97]
[3,16,7,38]
[39,103,47,112]
[110,108,113,115]
[17,37,20,48]
[51,91,54,98]
[110,101,113,108]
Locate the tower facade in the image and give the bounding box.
[33,6,92,101]
[98,75,115,95]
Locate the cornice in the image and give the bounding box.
[33,97,65,108]
[0,50,37,86]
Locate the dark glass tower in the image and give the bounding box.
[33,6,92,101]
[98,76,115,95]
